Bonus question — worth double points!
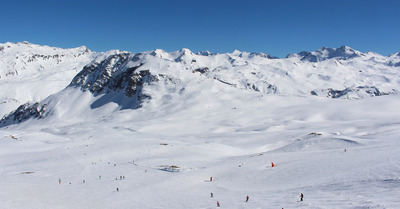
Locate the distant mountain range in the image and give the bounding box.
[1,41,399,126]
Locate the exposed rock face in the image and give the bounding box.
[246,81,277,94]
[70,52,163,104]
[311,86,395,99]
[1,102,47,124]
[72,53,133,94]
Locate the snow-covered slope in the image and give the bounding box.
[1,43,400,209]
[1,81,400,209]
[1,45,400,126]
[0,42,117,117]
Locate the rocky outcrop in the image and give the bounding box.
[70,52,161,106]
[311,86,395,99]
[1,102,47,125]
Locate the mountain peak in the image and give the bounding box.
[150,49,168,58]
[248,52,279,59]
[287,46,363,62]
[19,41,32,45]
[389,52,400,57]
[197,50,212,56]
[178,48,193,55]
[231,49,242,56]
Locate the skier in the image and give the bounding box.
[59,178,61,184]
[246,195,249,202]
[117,188,119,192]
[300,193,303,201]
[271,162,275,167]
[210,177,213,182]
[211,192,213,198]
[217,201,220,207]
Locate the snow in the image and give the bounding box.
[1,94,400,209]
[0,42,99,117]
[1,43,400,208]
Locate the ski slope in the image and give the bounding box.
[1,88,400,209]
[1,43,400,208]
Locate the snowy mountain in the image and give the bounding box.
[286,46,363,62]
[0,41,102,117]
[1,44,399,126]
[1,43,400,209]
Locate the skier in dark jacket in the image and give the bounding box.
[300,193,303,201]
[246,195,249,202]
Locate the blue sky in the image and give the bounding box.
[1,0,399,57]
